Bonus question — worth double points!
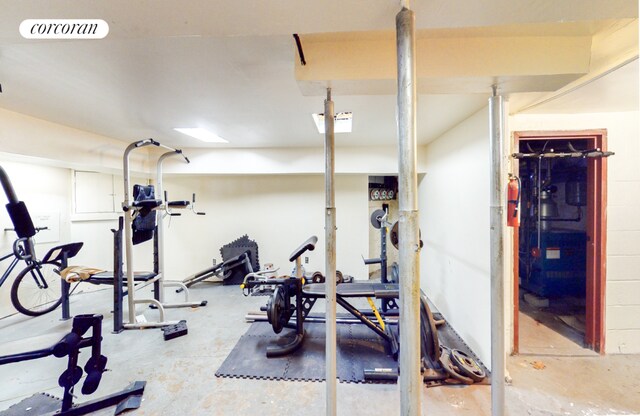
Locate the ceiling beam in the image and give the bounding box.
[295,30,592,95]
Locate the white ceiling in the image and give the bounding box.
[0,1,637,149]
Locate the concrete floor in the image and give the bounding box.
[0,284,639,415]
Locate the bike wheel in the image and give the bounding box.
[11,261,63,316]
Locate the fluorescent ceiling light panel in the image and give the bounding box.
[174,127,228,143]
[312,112,353,134]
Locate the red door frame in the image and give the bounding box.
[512,130,607,354]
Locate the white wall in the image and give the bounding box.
[0,107,150,174]
[162,145,420,175]
[418,107,493,368]
[161,174,370,283]
[511,110,640,354]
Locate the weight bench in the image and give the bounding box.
[242,235,487,385]
[60,265,158,323]
[81,271,157,286]
[242,236,400,358]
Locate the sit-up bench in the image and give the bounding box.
[180,251,253,290]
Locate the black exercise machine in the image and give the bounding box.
[179,234,259,290]
[242,236,401,358]
[0,314,145,415]
[180,251,253,289]
[0,165,84,317]
[242,234,487,385]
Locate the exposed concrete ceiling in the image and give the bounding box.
[0,1,637,150]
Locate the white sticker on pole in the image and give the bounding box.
[546,247,561,259]
[20,19,109,39]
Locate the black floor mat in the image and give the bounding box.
[0,393,62,416]
[216,319,490,386]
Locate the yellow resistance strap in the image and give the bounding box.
[366,297,385,331]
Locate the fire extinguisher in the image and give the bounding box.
[507,174,520,227]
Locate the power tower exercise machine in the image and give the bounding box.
[58,140,206,334]
[120,139,206,330]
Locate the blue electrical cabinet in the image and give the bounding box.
[520,231,587,298]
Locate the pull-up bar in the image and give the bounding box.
[512,150,614,159]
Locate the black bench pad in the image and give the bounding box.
[87,271,157,285]
[167,200,190,208]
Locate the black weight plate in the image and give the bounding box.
[450,349,486,382]
[439,347,473,385]
[311,271,324,283]
[391,263,399,283]
[336,270,344,284]
[420,294,440,363]
[370,209,385,229]
[390,222,399,249]
[267,286,286,334]
[390,222,423,250]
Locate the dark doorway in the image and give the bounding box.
[513,130,608,354]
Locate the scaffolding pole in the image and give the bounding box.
[489,87,506,416]
[324,88,337,416]
[396,6,422,416]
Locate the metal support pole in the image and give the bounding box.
[122,142,138,325]
[396,7,422,416]
[155,152,172,303]
[324,88,337,416]
[489,86,506,416]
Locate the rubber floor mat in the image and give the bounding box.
[216,320,490,385]
[0,393,62,416]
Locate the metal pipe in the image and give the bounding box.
[122,141,141,324]
[155,150,189,303]
[537,157,542,249]
[489,88,505,416]
[140,137,183,154]
[396,7,421,416]
[324,87,337,416]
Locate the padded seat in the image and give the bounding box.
[131,199,162,209]
[302,282,399,298]
[87,271,157,285]
[167,200,190,208]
